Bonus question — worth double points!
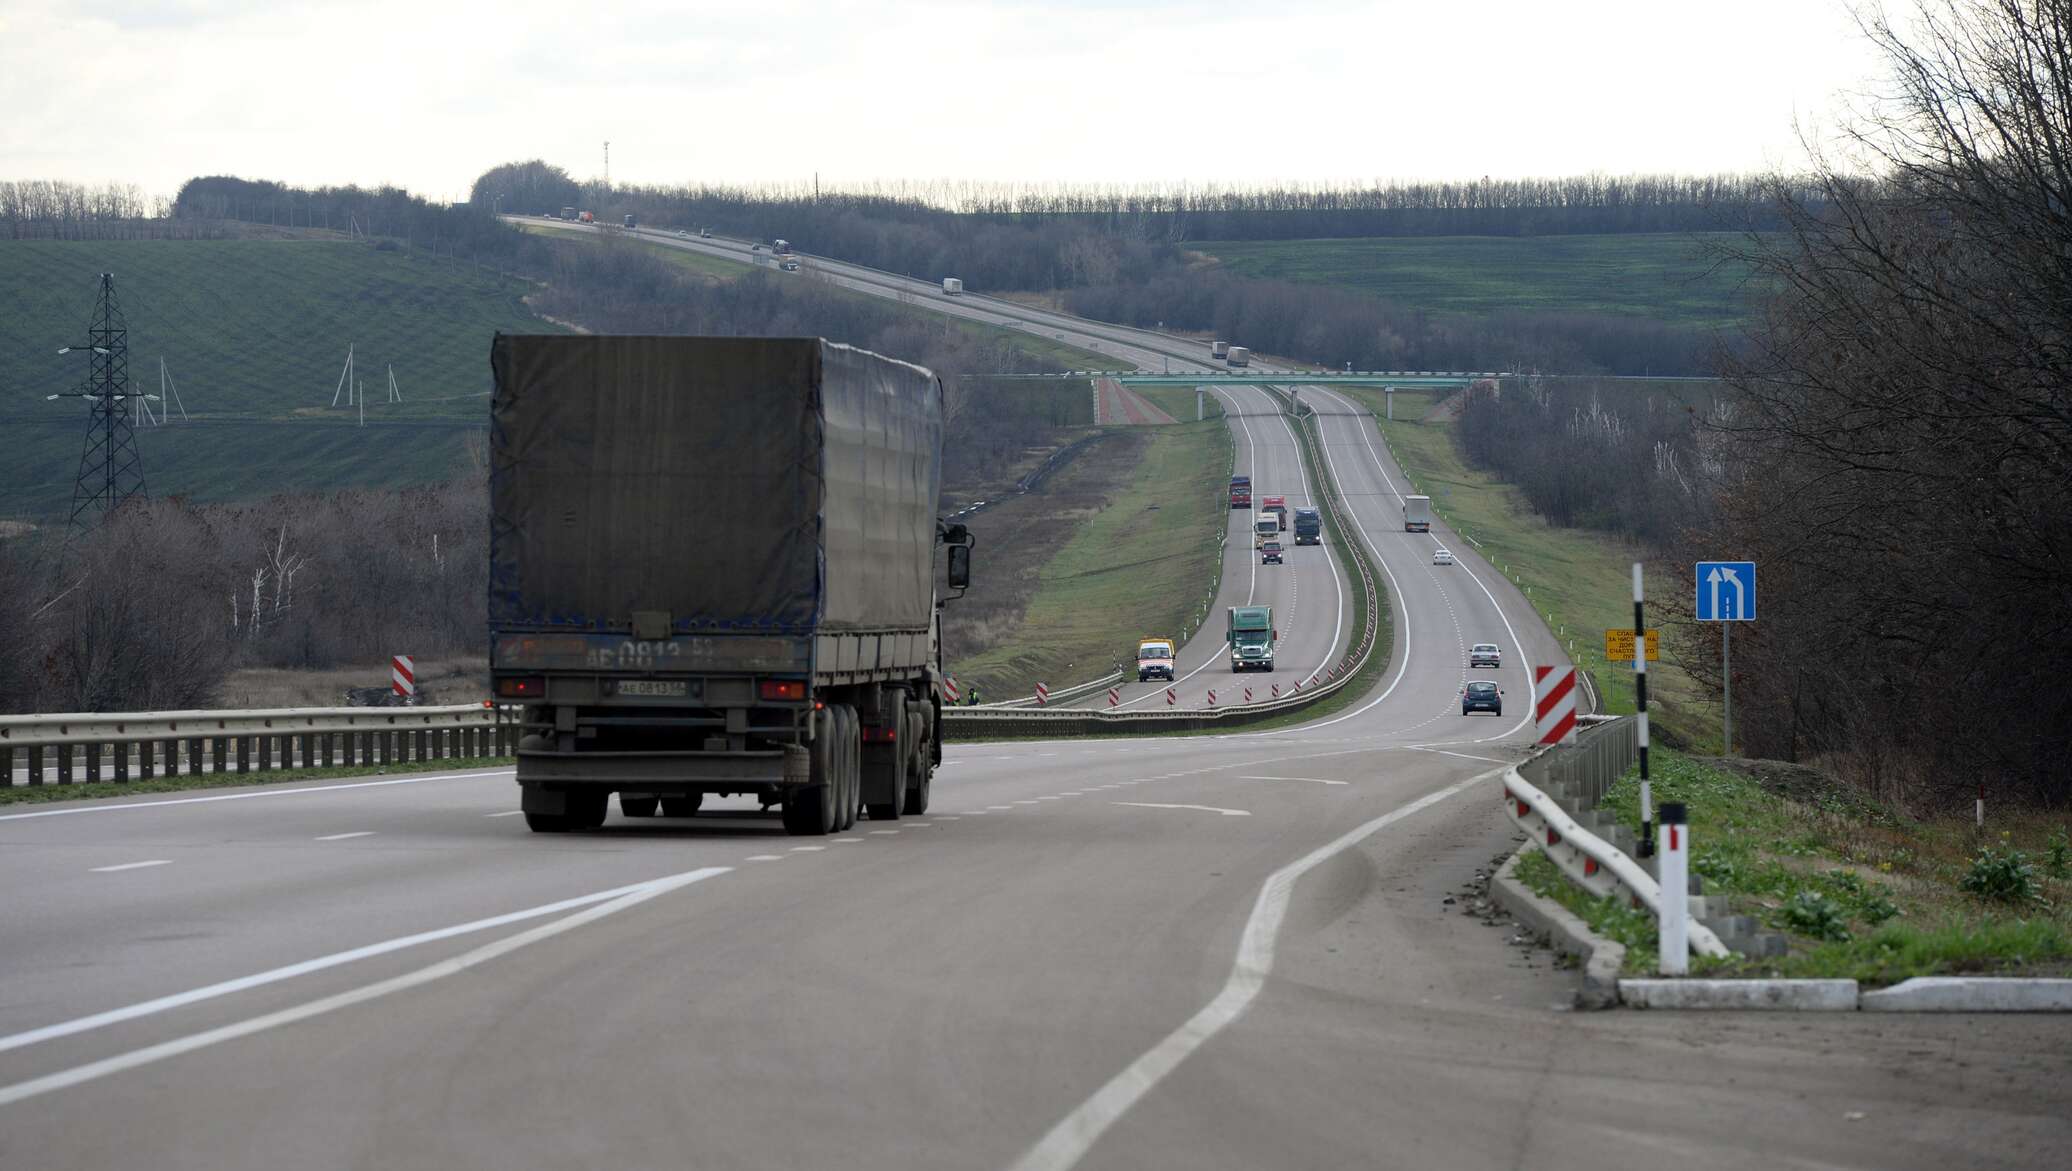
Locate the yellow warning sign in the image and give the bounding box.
[1605,629,1660,661]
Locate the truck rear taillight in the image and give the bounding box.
[759,679,807,701]
[863,724,897,743]
[497,676,544,698]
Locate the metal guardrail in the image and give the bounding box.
[1501,761,1729,960]
[944,403,1384,739]
[1521,716,1635,809]
[0,703,515,787]
[988,671,1124,710]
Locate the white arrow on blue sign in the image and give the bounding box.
[1696,561,1756,621]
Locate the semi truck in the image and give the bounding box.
[488,334,972,837]
[942,277,963,295]
[1403,494,1432,532]
[1211,341,1230,360]
[1229,475,1252,509]
[1226,346,1251,368]
[560,206,577,221]
[1261,494,1287,530]
[1293,507,1322,545]
[1228,606,1275,672]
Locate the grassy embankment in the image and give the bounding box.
[950,414,1230,697]
[1196,233,1758,329]
[0,238,557,520]
[1513,749,2072,982]
[1337,386,1711,745]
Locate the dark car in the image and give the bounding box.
[1260,541,1283,565]
[1461,680,1502,716]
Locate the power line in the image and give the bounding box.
[47,273,153,527]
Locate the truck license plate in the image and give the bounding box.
[616,680,688,697]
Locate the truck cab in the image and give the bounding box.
[1136,638,1176,682]
[1228,605,1275,672]
[1229,475,1251,510]
[1253,514,1278,547]
[1261,495,1287,531]
[1293,507,1322,545]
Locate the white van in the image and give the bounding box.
[1253,514,1278,547]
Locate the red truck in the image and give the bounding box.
[1261,495,1287,531]
[1229,475,1252,510]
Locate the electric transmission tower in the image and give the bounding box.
[49,273,153,527]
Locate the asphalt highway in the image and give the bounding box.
[2,226,2064,1168]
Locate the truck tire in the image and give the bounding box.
[865,704,905,822]
[621,796,660,818]
[781,785,833,835]
[786,708,840,836]
[833,705,860,831]
[901,708,931,816]
[660,794,702,817]
[566,789,608,831]
[524,811,574,833]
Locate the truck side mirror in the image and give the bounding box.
[1273,628,1279,640]
[947,544,971,591]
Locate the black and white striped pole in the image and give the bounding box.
[1635,562,1654,858]
[1657,801,1688,975]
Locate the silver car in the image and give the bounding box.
[1469,643,1501,669]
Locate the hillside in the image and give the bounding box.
[1196,233,1762,329]
[0,238,556,520]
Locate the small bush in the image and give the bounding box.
[2046,828,2070,880]
[1960,847,2044,906]
[1781,891,1853,941]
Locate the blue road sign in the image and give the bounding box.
[1696,561,1757,621]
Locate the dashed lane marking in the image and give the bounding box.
[89,860,172,873]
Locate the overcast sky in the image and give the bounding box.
[1,0,1889,202]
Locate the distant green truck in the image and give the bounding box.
[1228,605,1275,672]
[1293,507,1322,545]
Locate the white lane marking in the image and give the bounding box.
[1061,791,1084,796]
[1237,775,1349,786]
[1111,802,1250,817]
[789,846,827,852]
[745,855,784,862]
[1037,796,1063,801]
[935,816,962,821]
[1011,771,1490,1171]
[483,810,525,818]
[0,869,718,1057]
[833,837,864,843]
[1402,747,1512,765]
[314,831,374,841]
[988,805,1014,810]
[89,860,172,873]
[1013,800,1038,806]
[0,866,730,1108]
[0,768,515,823]
[868,830,900,835]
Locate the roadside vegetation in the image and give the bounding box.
[1516,750,2072,982]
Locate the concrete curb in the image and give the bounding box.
[1490,850,1625,1010]
[1620,978,1859,1011]
[1860,977,2072,1012]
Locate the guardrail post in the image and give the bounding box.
[114,740,130,782]
[414,728,428,762]
[321,732,335,768]
[1657,801,1689,976]
[139,739,156,779]
[235,736,250,774]
[188,737,203,777]
[261,734,275,772]
[85,742,101,783]
[0,745,11,787]
[28,745,44,786]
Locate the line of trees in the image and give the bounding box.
[1,180,179,240]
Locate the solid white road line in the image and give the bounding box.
[483,810,525,818]
[0,870,720,1058]
[1011,770,1492,1171]
[1111,802,1250,817]
[0,768,515,822]
[1236,775,1349,785]
[314,831,374,841]
[88,860,172,873]
[0,866,729,1108]
[1403,747,1513,765]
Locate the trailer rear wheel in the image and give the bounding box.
[865,707,906,822]
[901,709,931,815]
[524,811,574,833]
[568,789,609,830]
[828,705,857,831]
[785,708,839,836]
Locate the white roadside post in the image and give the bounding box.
[1634,563,1653,857]
[1657,801,1689,975]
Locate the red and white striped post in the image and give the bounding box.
[1165,687,1177,706]
[1243,687,1253,703]
[1532,665,1577,745]
[1657,801,1689,975]
[1107,687,1120,707]
[1206,689,1216,706]
[1034,682,1050,706]
[391,655,415,701]
[942,675,961,704]
[1271,684,1280,698]
[1635,562,1654,857]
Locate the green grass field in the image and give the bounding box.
[1339,386,1713,747]
[1197,234,1762,328]
[1,238,555,519]
[951,417,1230,693]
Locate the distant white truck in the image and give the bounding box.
[1226,346,1251,368]
[1403,494,1431,532]
[942,277,963,295]
[1211,341,1230,360]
